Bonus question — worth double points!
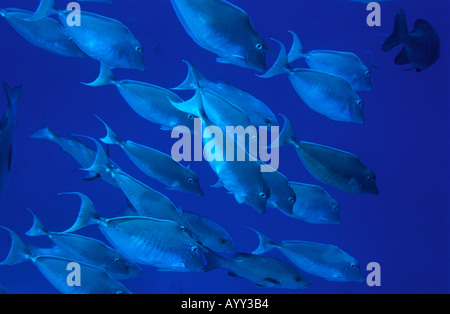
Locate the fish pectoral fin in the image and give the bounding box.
[228,271,244,279]
[210,179,224,189]
[234,193,247,204]
[216,57,231,64]
[263,278,282,286]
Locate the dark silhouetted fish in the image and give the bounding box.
[170,0,268,71]
[382,9,440,72]
[0,8,85,58]
[0,83,22,196]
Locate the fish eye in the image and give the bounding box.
[259,192,267,198]
[191,246,199,253]
[68,37,74,42]
[288,197,295,203]
[180,225,186,232]
[333,205,340,211]
[365,70,371,76]
[114,258,120,263]
[255,43,263,50]
[116,290,124,294]
[264,118,272,125]
[219,238,227,244]
[187,178,194,184]
[135,46,143,52]
[351,264,357,269]
[188,114,194,119]
[294,276,302,282]
[367,175,375,182]
[356,99,363,106]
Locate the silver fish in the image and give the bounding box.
[288,31,372,91]
[30,127,118,186]
[30,0,145,71]
[250,229,365,282]
[260,40,365,124]
[174,61,278,127]
[204,251,310,289]
[182,211,236,253]
[0,8,85,58]
[25,209,142,280]
[63,193,206,272]
[0,83,22,196]
[276,114,379,195]
[98,117,203,196]
[287,182,341,224]
[0,227,131,294]
[170,0,268,71]
[85,64,195,131]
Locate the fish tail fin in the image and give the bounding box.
[202,248,231,272]
[82,63,116,87]
[27,0,58,21]
[96,116,123,146]
[59,192,100,233]
[246,227,277,255]
[168,89,205,119]
[0,9,6,18]
[25,209,49,237]
[382,9,408,51]
[287,31,307,63]
[30,127,59,142]
[271,113,299,148]
[3,82,23,114]
[173,61,206,90]
[257,39,290,79]
[73,135,110,173]
[0,227,31,265]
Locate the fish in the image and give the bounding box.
[0,227,132,294]
[0,83,22,196]
[250,229,365,283]
[0,284,8,294]
[382,9,440,72]
[260,40,365,124]
[275,114,379,195]
[204,251,310,289]
[0,8,86,58]
[287,31,372,91]
[170,0,268,71]
[30,127,118,186]
[259,164,296,215]
[78,136,194,230]
[174,61,278,127]
[25,209,142,280]
[84,64,195,131]
[182,211,236,253]
[62,192,207,272]
[287,182,341,225]
[30,0,145,71]
[98,117,203,196]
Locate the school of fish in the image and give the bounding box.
[0,0,440,294]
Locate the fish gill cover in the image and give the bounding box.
[0,0,448,295]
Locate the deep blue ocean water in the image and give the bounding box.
[0,0,448,294]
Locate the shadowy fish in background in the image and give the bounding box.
[26,209,142,280]
[0,227,132,294]
[30,0,145,71]
[286,182,341,225]
[382,9,440,72]
[85,64,195,132]
[0,83,22,196]
[170,0,269,72]
[98,117,203,196]
[288,31,372,91]
[250,229,365,283]
[259,165,296,215]
[30,127,118,186]
[260,41,365,124]
[174,61,278,127]
[204,251,310,289]
[0,8,85,58]
[63,193,207,272]
[0,284,8,294]
[276,114,379,195]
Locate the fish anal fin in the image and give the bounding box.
[394,47,410,65]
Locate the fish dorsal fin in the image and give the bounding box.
[412,19,434,35]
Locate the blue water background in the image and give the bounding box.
[0,0,448,294]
